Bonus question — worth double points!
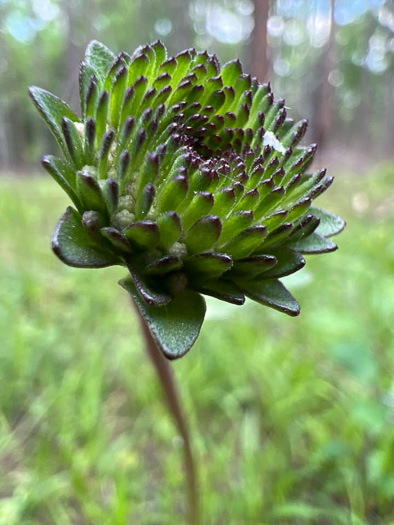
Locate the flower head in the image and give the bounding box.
[29,40,344,358]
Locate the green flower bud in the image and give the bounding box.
[29,40,345,359]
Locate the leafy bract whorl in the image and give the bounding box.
[29,40,344,359]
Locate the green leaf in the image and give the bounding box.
[287,232,337,254]
[240,279,300,317]
[28,86,79,158]
[84,40,116,85]
[52,207,118,268]
[120,278,206,359]
[311,206,346,237]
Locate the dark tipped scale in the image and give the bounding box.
[229,74,252,111]
[95,91,109,147]
[171,50,193,85]
[264,99,286,131]
[181,191,215,231]
[128,53,150,86]
[254,186,286,221]
[285,144,317,175]
[140,87,157,112]
[101,227,132,253]
[222,225,268,259]
[151,85,172,109]
[229,254,277,279]
[272,167,286,185]
[135,183,156,218]
[221,58,243,86]
[128,75,149,118]
[211,187,236,218]
[159,56,177,76]
[103,178,119,214]
[117,116,135,154]
[265,156,280,178]
[263,210,289,231]
[110,66,128,128]
[222,86,236,111]
[103,54,128,94]
[86,75,99,118]
[183,215,222,255]
[191,64,207,82]
[153,72,172,90]
[156,174,189,213]
[84,118,96,165]
[289,214,320,241]
[98,130,115,179]
[218,210,254,246]
[61,117,84,170]
[76,170,107,215]
[273,107,287,133]
[119,85,135,130]
[261,222,293,248]
[124,220,160,250]
[234,188,259,212]
[117,151,131,184]
[307,176,334,200]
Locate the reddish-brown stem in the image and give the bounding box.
[135,306,200,524]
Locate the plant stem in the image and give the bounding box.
[135,306,200,524]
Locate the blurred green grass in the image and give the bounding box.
[1,165,394,524]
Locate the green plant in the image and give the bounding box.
[29,40,344,523]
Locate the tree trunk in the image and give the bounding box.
[250,0,271,82]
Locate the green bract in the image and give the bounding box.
[29,40,344,359]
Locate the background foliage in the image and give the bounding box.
[1,0,394,523]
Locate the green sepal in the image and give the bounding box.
[197,280,245,306]
[240,279,300,317]
[28,86,80,159]
[222,225,268,259]
[258,248,305,279]
[52,207,118,268]
[126,263,172,307]
[184,253,233,282]
[120,277,206,359]
[229,254,277,278]
[310,206,345,237]
[84,40,116,85]
[184,216,222,255]
[287,232,338,254]
[124,221,160,250]
[41,156,82,212]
